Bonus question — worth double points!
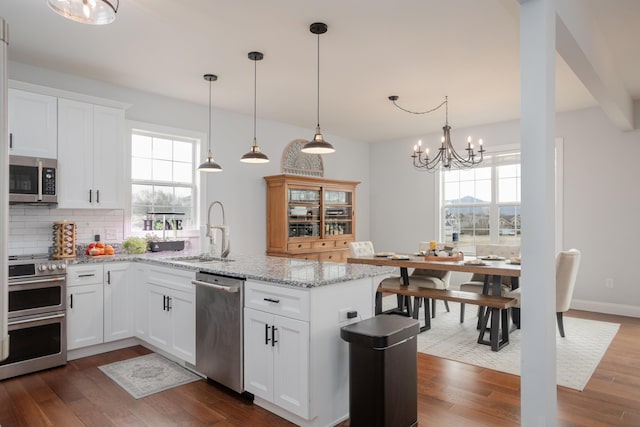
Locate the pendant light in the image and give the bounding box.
[198,74,223,172]
[240,51,270,163]
[47,0,119,25]
[301,22,335,154]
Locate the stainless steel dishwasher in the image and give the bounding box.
[192,271,246,395]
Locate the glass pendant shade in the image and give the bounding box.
[47,0,119,25]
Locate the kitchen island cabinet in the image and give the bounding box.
[57,98,125,209]
[243,277,378,427]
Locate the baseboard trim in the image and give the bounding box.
[571,299,640,318]
[67,337,140,361]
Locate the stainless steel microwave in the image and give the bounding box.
[9,155,58,205]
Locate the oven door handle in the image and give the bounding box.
[9,276,66,286]
[8,313,65,327]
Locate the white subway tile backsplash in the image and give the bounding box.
[9,206,125,254]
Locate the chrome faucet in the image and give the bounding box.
[206,200,230,258]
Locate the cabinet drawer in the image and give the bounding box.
[312,240,335,250]
[318,250,347,263]
[291,253,320,261]
[145,264,195,293]
[288,242,312,251]
[335,239,352,248]
[67,265,103,286]
[245,281,310,321]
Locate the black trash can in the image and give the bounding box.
[341,315,420,427]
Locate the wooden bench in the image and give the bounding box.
[377,282,518,351]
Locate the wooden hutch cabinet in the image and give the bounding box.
[264,174,360,263]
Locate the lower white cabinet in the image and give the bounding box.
[244,307,310,418]
[67,282,103,350]
[141,265,196,365]
[243,277,376,427]
[67,262,132,350]
[103,263,132,342]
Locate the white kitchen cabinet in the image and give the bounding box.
[244,307,309,418]
[143,265,196,364]
[243,278,377,427]
[103,263,133,343]
[8,89,57,158]
[67,263,104,351]
[57,98,125,209]
[67,262,132,350]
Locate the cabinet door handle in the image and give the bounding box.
[167,296,172,311]
[271,326,278,347]
[263,297,280,304]
[96,190,100,204]
[265,324,270,345]
[9,133,13,149]
[89,189,92,203]
[70,294,73,309]
[163,295,167,311]
[107,271,111,284]
[297,244,302,248]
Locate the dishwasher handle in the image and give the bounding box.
[192,279,240,293]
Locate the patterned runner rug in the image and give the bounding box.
[99,353,201,399]
[383,297,619,391]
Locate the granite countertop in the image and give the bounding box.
[70,252,394,288]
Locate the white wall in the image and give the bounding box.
[370,108,640,317]
[8,61,372,257]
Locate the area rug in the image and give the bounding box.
[98,353,201,399]
[382,297,619,391]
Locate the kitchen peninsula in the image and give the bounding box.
[68,253,393,427]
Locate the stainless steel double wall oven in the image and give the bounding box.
[1,255,68,380]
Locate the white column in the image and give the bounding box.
[0,17,9,362]
[519,0,558,425]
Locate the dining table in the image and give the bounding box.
[346,253,522,343]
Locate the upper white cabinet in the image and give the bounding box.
[57,98,125,209]
[8,89,57,158]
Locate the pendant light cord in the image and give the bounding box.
[254,57,257,142]
[316,32,320,127]
[208,79,212,153]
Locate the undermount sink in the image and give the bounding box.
[172,255,235,263]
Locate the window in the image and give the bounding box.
[440,151,521,251]
[130,129,199,232]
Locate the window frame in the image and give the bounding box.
[125,121,205,239]
[434,139,564,254]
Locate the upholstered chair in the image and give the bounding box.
[506,249,581,337]
[412,242,452,317]
[459,244,521,323]
[348,241,403,314]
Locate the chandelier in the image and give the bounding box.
[389,95,485,171]
[47,0,119,25]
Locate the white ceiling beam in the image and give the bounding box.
[500,0,635,130]
[556,0,634,131]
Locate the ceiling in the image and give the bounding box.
[2,0,640,143]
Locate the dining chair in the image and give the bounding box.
[459,244,521,323]
[412,242,451,317]
[506,249,581,337]
[348,241,406,314]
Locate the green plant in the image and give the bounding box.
[122,236,148,254]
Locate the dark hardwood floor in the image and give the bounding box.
[1,310,638,426]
